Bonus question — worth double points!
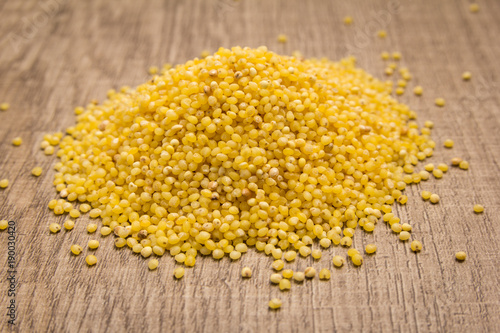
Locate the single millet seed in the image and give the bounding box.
[435,98,446,107]
[86,255,97,266]
[332,256,345,267]
[49,223,61,233]
[319,268,331,280]
[174,267,185,279]
[269,298,282,310]
[31,167,43,177]
[70,244,83,255]
[352,254,363,266]
[0,179,9,189]
[304,267,316,278]
[365,244,377,254]
[293,271,305,282]
[282,269,293,279]
[473,204,484,213]
[343,16,353,25]
[411,240,423,252]
[279,279,291,291]
[455,251,467,261]
[241,267,252,278]
[270,273,282,284]
[451,157,462,166]
[277,34,288,43]
[462,71,472,81]
[430,194,440,204]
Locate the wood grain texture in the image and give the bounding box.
[0,0,499,332]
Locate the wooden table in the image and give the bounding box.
[1,0,499,332]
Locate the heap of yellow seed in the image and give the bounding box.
[47,47,440,272]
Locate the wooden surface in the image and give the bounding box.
[1,0,500,332]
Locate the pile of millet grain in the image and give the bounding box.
[28,46,481,308]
